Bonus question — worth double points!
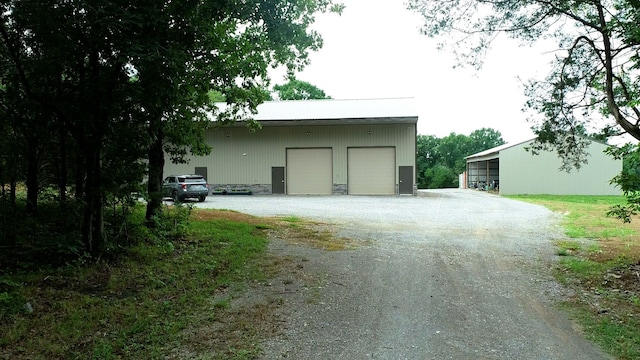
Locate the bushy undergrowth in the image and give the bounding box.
[0,200,82,270]
[0,194,195,271]
[0,196,193,323]
[0,203,269,358]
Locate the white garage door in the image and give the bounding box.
[348,147,395,195]
[287,148,333,195]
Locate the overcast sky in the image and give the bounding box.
[270,0,557,144]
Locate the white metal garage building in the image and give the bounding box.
[464,138,622,195]
[163,98,419,195]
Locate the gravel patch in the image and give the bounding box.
[196,189,610,359]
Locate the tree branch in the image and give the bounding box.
[595,0,640,138]
[0,15,68,126]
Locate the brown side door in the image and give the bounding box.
[399,166,413,195]
[272,167,285,194]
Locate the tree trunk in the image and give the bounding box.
[1,175,5,246]
[81,146,105,256]
[146,125,165,223]
[9,176,16,210]
[25,141,38,215]
[57,124,68,207]
[75,150,85,202]
[8,176,17,247]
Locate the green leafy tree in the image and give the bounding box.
[437,133,472,172]
[606,144,640,221]
[424,164,458,189]
[417,128,504,188]
[416,134,440,187]
[0,0,140,254]
[0,0,343,255]
[469,128,505,153]
[408,0,640,219]
[131,2,339,222]
[273,78,331,100]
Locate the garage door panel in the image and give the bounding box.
[287,148,332,195]
[348,147,395,195]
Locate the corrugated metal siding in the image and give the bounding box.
[348,147,396,195]
[163,123,416,188]
[500,141,621,195]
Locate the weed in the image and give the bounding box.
[0,278,27,320]
[585,243,602,254]
[92,341,116,360]
[555,239,581,252]
[213,299,231,309]
[560,257,605,279]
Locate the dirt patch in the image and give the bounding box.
[172,211,350,358]
[603,263,640,294]
[193,209,358,251]
[170,289,288,359]
[37,267,112,296]
[589,238,640,263]
[192,209,259,223]
[579,220,640,316]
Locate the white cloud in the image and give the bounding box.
[272,0,558,143]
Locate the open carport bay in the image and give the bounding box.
[196,190,609,359]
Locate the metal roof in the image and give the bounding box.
[465,138,535,160]
[253,98,418,121]
[211,98,418,126]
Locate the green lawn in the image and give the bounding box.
[508,195,640,360]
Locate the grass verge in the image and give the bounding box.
[1,207,353,359]
[509,195,640,359]
[1,207,270,359]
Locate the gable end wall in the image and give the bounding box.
[499,141,621,195]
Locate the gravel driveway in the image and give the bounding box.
[197,189,609,359]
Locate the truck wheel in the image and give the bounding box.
[198,195,206,202]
